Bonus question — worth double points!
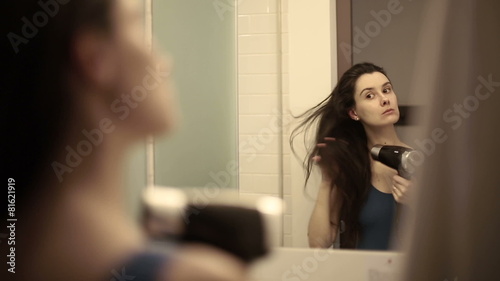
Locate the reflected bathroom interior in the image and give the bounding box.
[130,0,499,279]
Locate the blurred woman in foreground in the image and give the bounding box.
[3,0,245,280]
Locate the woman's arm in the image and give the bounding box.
[308,179,343,248]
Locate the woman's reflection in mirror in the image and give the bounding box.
[291,62,414,250]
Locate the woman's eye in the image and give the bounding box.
[383,87,392,93]
[366,93,374,99]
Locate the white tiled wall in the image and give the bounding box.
[238,0,335,248]
[237,0,292,246]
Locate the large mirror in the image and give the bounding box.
[132,0,427,251]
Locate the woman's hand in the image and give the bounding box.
[392,175,413,204]
[313,137,346,183]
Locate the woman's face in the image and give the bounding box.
[350,71,399,127]
[93,0,176,136]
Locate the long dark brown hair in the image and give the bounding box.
[291,62,388,248]
[3,0,115,215]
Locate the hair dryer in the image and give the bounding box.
[370,145,418,179]
[142,187,278,263]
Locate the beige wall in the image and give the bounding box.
[237,0,288,246]
[288,0,337,247]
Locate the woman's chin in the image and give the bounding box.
[384,113,400,125]
[367,118,400,127]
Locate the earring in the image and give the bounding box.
[355,117,359,121]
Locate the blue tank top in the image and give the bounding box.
[107,252,168,281]
[357,185,397,250]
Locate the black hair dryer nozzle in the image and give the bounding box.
[370,145,418,179]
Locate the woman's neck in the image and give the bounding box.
[363,124,405,149]
[44,101,141,226]
[54,87,135,214]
